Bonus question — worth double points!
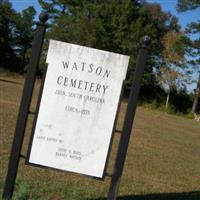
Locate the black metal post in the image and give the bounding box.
[2,13,48,200]
[104,81,125,178]
[107,36,151,200]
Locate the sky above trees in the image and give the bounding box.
[10,0,200,30]
[8,0,200,92]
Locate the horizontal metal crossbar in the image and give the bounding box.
[20,154,26,159]
[105,172,113,177]
[115,129,122,134]
[28,111,36,115]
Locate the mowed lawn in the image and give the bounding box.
[0,75,200,200]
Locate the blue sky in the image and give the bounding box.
[148,0,200,28]
[10,0,200,91]
[10,0,200,29]
[10,0,41,14]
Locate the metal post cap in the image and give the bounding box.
[142,35,151,46]
[39,13,49,23]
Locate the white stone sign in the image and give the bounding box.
[28,40,129,178]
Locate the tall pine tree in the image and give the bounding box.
[0,0,17,71]
[0,1,36,72]
[177,0,200,113]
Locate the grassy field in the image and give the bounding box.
[0,75,200,200]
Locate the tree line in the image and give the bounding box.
[0,0,199,114]
[0,0,36,73]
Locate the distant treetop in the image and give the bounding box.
[177,0,200,12]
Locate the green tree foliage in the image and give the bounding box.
[0,0,17,71]
[177,0,200,12]
[38,0,180,90]
[14,6,36,73]
[177,0,200,113]
[177,0,200,72]
[0,0,36,72]
[170,87,193,114]
[157,32,188,109]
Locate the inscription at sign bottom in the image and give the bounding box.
[27,40,129,178]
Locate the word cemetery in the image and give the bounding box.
[57,61,111,95]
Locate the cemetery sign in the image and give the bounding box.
[3,13,150,200]
[27,40,129,178]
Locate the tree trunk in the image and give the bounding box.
[165,90,170,110]
[192,73,200,114]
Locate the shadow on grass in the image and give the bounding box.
[91,191,200,200]
[0,78,22,85]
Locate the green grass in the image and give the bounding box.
[0,75,200,200]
